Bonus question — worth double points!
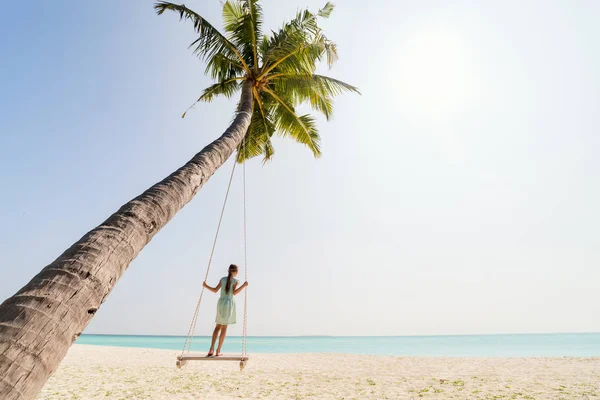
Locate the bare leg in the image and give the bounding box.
[209,324,221,355]
[216,325,228,355]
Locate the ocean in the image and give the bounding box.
[76,333,600,357]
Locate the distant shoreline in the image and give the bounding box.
[71,343,600,359]
[76,332,600,358]
[82,331,600,338]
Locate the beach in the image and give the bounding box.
[38,345,600,399]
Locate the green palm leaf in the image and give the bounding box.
[222,0,262,71]
[269,74,357,119]
[264,88,321,157]
[237,100,276,162]
[181,78,243,118]
[155,2,250,72]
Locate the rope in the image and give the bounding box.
[179,134,250,368]
[180,160,238,357]
[241,145,249,361]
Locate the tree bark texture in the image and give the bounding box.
[0,82,254,400]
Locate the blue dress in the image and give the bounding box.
[216,277,237,325]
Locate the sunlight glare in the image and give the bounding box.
[396,26,478,120]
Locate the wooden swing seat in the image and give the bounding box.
[178,354,249,362]
[176,354,250,369]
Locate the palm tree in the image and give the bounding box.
[0,1,357,398]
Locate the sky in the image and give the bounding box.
[1,0,599,337]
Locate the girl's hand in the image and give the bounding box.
[243,281,249,287]
[202,281,208,288]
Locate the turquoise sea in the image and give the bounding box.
[77,333,600,357]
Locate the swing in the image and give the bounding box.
[176,147,249,371]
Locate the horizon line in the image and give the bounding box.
[81,331,600,338]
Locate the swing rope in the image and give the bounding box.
[180,160,238,358]
[241,150,248,361]
[179,136,249,368]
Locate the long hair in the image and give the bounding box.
[226,264,238,294]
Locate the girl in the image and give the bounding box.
[202,264,248,357]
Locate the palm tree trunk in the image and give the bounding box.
[0,81,254,400]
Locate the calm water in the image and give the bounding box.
[77,333,600,357]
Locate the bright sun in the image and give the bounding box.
[395,26,478,120]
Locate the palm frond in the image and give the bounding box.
[268,74,358,119]
[264,88,321,157]
[259,41,325,78]
[204,53,245,82]
[253,88,272,137]
[259,17,339,78]
[199,79,242,102]
[222,1,244,33]
[236,99,276,162]
[282,2,333,38]
[244,0,262,70]
[221,0,263,71]
[322,36,338,67]
[155,2,250,72]
[257,8,315,77]
[271,74,358,94]
[181,78,242,118]
[317,2,335,18]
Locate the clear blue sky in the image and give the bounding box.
[1,0,599,336]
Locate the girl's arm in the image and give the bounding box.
[233,281,248,296]
[203,280,221,293]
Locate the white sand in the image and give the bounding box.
[38,345,600,399]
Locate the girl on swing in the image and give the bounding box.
[202,264,248,357]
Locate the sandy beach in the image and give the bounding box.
[37,344,600,399]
